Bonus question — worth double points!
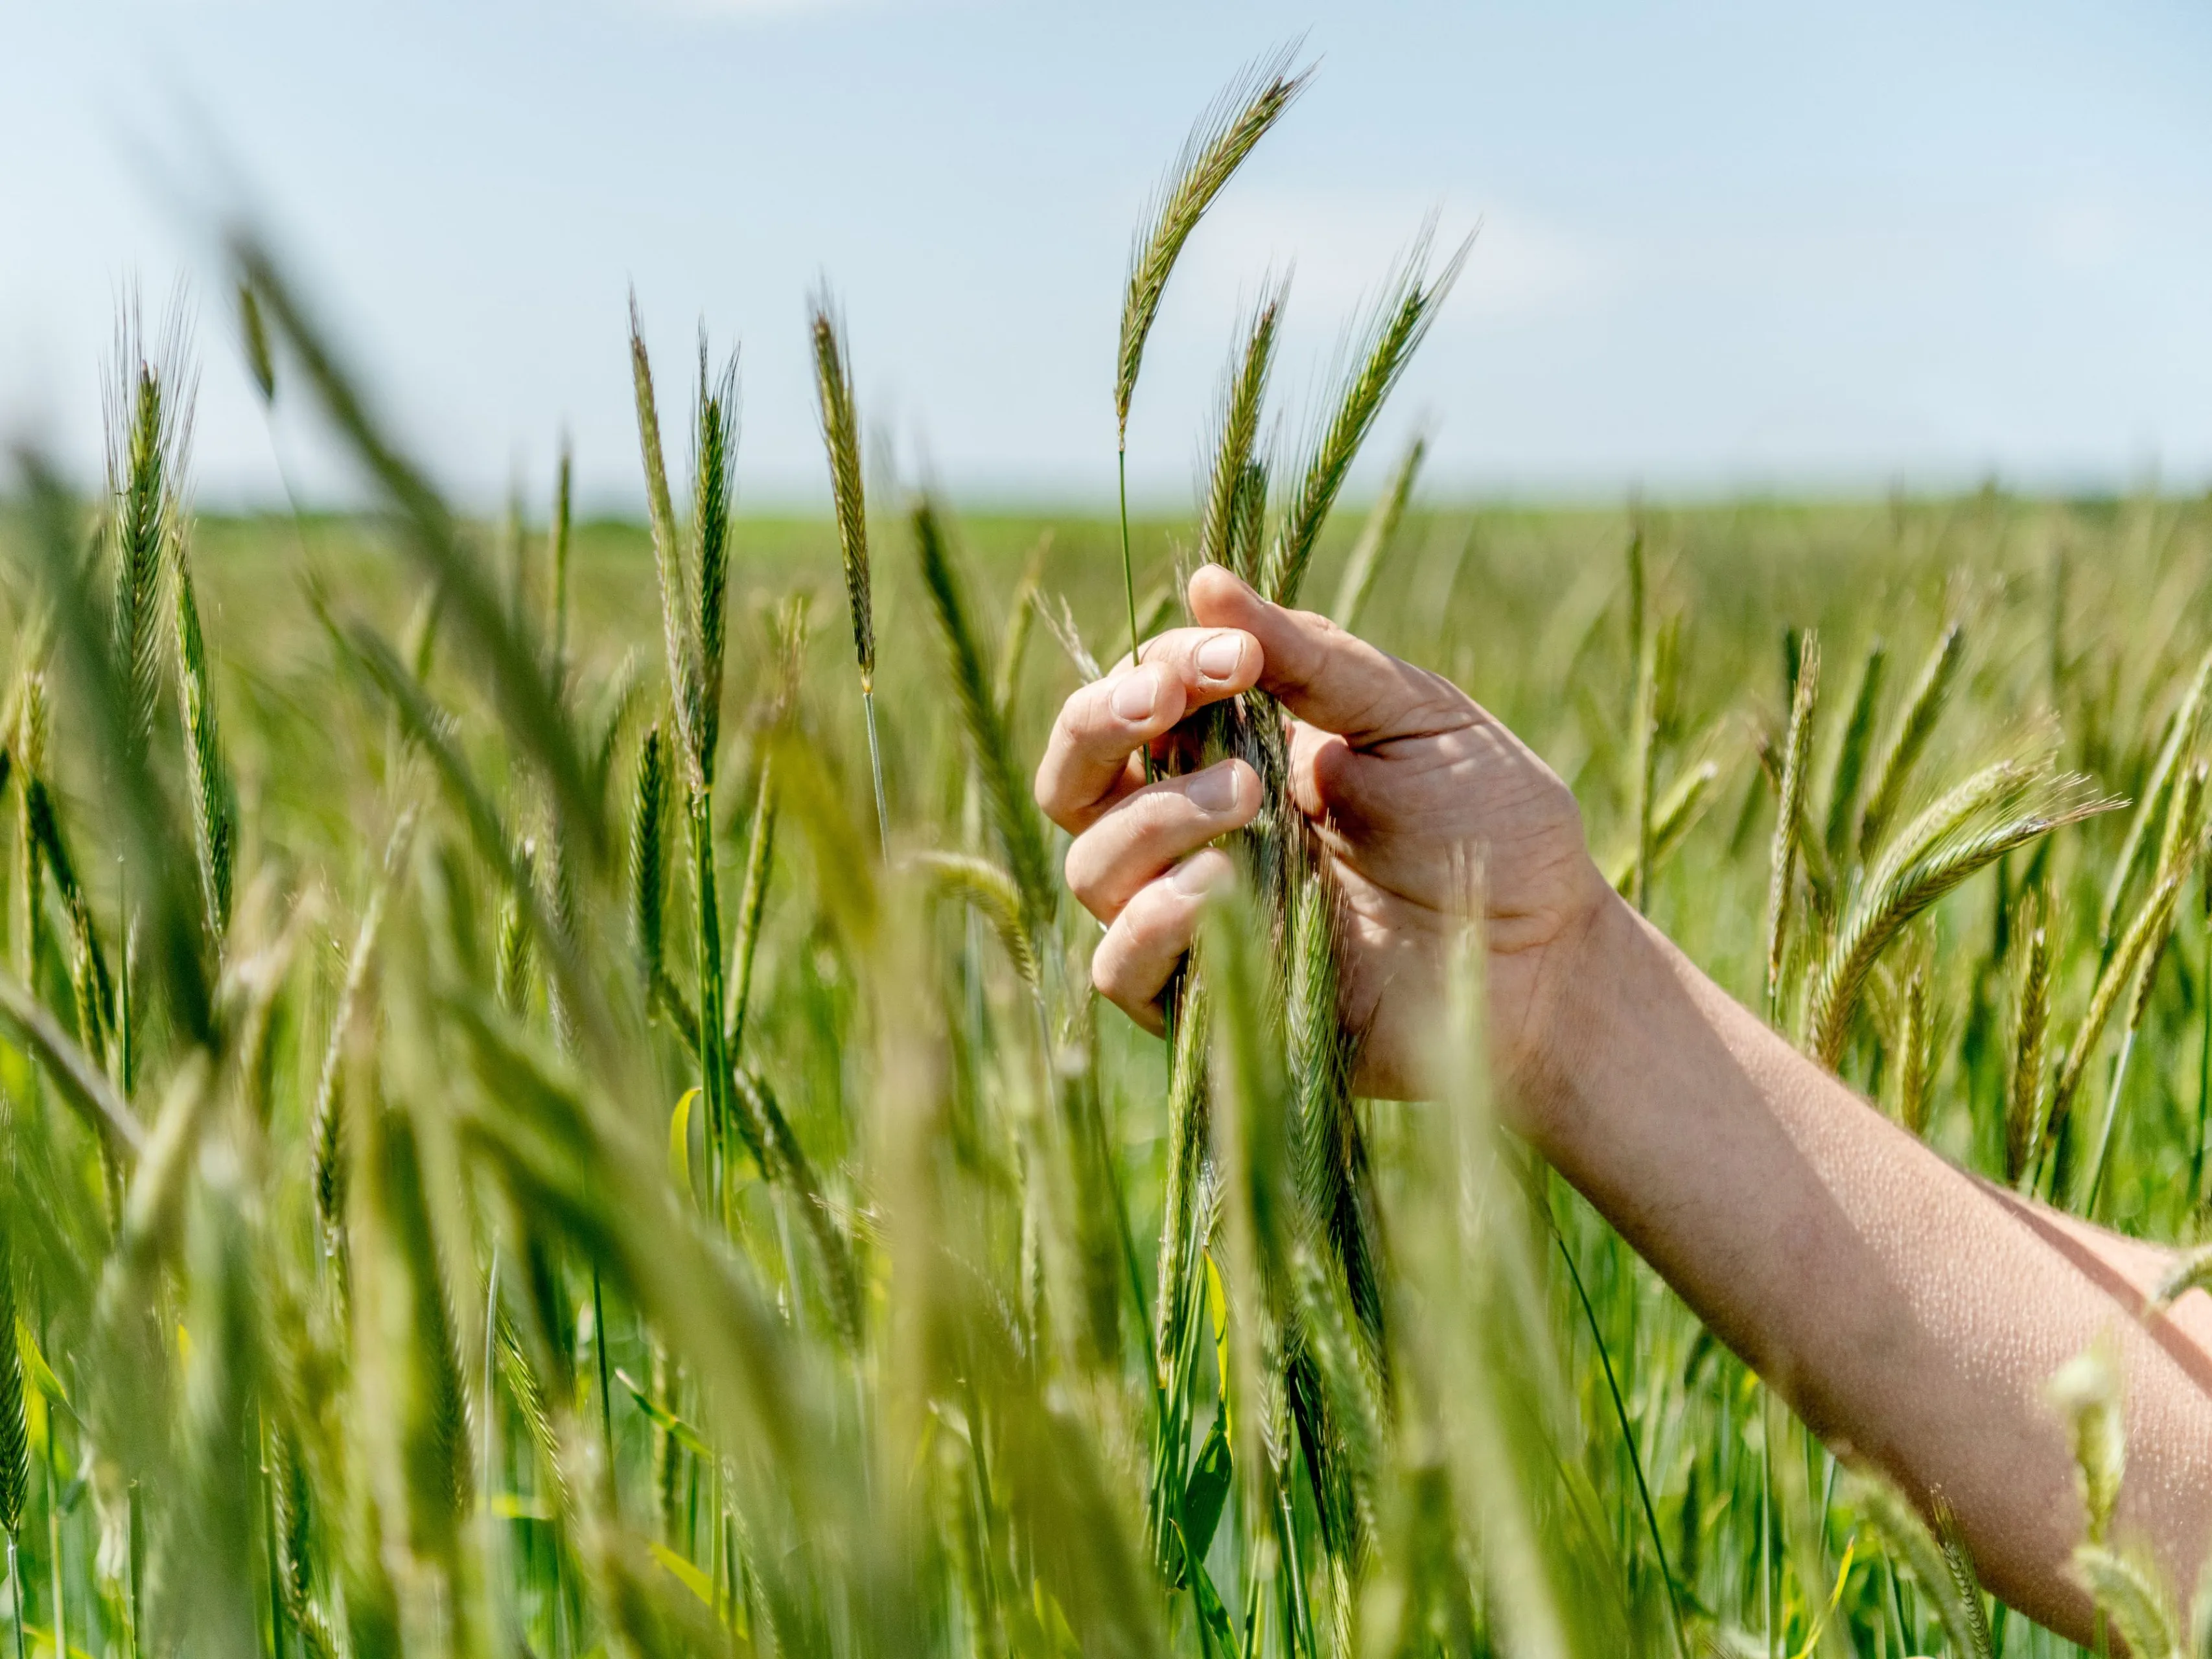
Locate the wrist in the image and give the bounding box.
[1498,881,1642,1150]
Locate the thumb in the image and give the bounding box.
[1187,564,1467,745]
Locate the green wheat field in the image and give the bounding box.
[1,52,2209,1659]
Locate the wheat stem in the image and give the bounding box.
[2079,1025,2141,1220]
[2195,927,2212,1206]
[1264,229,1469,608]
[725,756,776,1066]
[862,689,891,863]
[1553,1225,1689,1659]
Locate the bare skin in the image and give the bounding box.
[1035,562,2212,1646]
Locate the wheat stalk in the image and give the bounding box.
[173,542,235,948]
[2099,644,2212,950]
[1330,428,1425,634]
[1765,634,1821,1013]
[104,299,196,760]
[2005,896,2053,1185]
[1117,48,1309,445]
[1857,620,1962,858]
[1843,1470,1994,1659]
[809,291,890,861]
[2073,1545,2184,1659]
[913,498,1054,946]
[1805,765,2110,1067]
[1824,640,1889,863]
[546,440,573,693]
[628,297,706,796]
[1264,227,1469,608]
[1199,287,1285,579]
[2050,856,2194,1136]
[1116,47,1311,677]
[692,334,738,787]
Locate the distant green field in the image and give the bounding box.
[1,468,2199,1656]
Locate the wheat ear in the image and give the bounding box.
[1117,47,1312,677]
[2099,645,2212,949]
[1199,287,1285,579]
[173,541,235,948]
[1843,1470,1994,1659]
[1857,620,1962,857]
[628,297,704,795]
[913,499,1054,946]
[1265,227,1469,608]
[1806,766,2110,1067]
[2005,897,2053,1185]
[809,291,889,860]
[1765,634,1821,1014]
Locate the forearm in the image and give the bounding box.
[1523,891,2212,1640]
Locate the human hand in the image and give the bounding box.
[1034,563,1613,1100]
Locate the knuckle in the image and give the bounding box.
[1065,682,1115,747]
[1090,933,1134,1004]
[1062,839,1103,911]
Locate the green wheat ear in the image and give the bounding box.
[692,333,738,787]
[2004,894,2052,1185]
[1116,46,1310,445]
[810,290,873,693]
[2047,1337,2125,1544]
[106,297,197,761]
[1805,761,2112,1067]
[1765,632,1821,1012]
[628,294,704,795]
[174,540,236,948]
[810,288,890,859]
[1198,284,1285,577]
[1857,618,1963,858]
[631,723,669,997]
[1264,225,1469,608]
[1932,1494,1998,1659]
[1115,45,1311,690]
[912,497,1054,946]
[1843,1470,1994,1659]
[2072,1544,2183,1659]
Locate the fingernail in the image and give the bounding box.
[1196,632,1244,679]
[1187,764,1238,812]
[1110,667,1159,721]
[1172,854,1223,894]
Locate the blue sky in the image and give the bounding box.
[3,0,2209,511]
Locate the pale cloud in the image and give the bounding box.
[1183,191,1612,327]
[2042,195,2132,273]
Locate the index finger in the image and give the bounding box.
[1033,625,1262,832]
[1187,564,1470,746]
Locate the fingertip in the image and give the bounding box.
[1193,628,1259,690]
[1170,846,1235,894]
[1183,757,1257,818]
[1228,756,1262,813]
